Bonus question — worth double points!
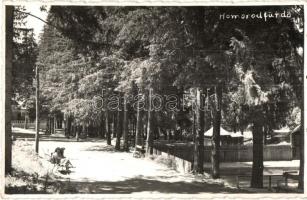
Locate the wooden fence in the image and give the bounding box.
[12,120,47,130]
[153,141,293,163]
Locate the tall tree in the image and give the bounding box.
[35,64,40,153]
[145,89,154,155]
[135,90,143,147]
[5,5,14,175]
[115,104,123,150]
[193,88,204,173]
[211,84,222,178]
[123,95,129,151]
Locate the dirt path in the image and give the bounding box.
[12,128,300,194]
[37,139,246,194]
[12,128,248,194]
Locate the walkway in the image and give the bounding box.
[12,127,247,194]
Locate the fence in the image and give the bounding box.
[12,120,47,130]
[152,141,293,163]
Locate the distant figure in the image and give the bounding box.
[50,147,73,171]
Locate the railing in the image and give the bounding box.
[12,120,47,130]
[153,141,293,162]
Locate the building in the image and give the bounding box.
[12,104,29,121]
[290,125,301,160]
[204,127,244,146]
[271,127,291,144]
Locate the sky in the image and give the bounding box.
[24,5,49,41]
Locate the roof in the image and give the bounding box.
[230,132,244,138]
[243,131,253,139]
[291,125,301,135]
[272,127,291,138]
[204,127,243,138]
[273,127,290,134]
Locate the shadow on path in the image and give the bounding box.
[62,178,252,194]
[83,145,121,153]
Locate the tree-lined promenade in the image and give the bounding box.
[5,5,304,191]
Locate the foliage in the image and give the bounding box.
[37,6,303,133]
[12,6,38,112]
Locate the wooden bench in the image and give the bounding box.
[282,171,299,187]
[236,174,283,191]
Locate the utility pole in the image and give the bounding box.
[35,64,40,153]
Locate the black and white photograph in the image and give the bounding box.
[1,3,305,197]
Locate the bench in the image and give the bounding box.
[236,174,283,191]
[282,171,299,187]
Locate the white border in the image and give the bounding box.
[0,0,306,199]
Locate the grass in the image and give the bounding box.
[5,140,77,194]
[11,140,47,176]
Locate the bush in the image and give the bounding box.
[154,155,177,170]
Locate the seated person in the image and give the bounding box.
[50,147,73,170]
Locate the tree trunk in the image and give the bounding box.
[250,118,264,188]
[53,115,56,133]
[298,100,304,190]
[75,122,79,141]
[5,6,14,174]
[63,114,66,137]
[144,123,147,142]
[135,93,143,147]
[59,113,63,129]
[123,96,129,151]
[71,118,75,137]
[113,112,117,138]
[65,115,68,137]
[46,116,50,135]
[100,112,105,138]
[152,111,159,140]
[24,114,28,129]
[52,116,55,134]
[146,89,153,155]
[132,118,136,145]
[74,122,77,138]
[35,64,40,153]
[115,108,123,150]
[50,116,53,134]
[193,88,204,174]
[48,117,51,134]
[167,130,171,141]
[82,122,86,138]
[105,109,111,145]
[211,85,222,179]
[67,115,71,137]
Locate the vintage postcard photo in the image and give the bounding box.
[1,2,305,197]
